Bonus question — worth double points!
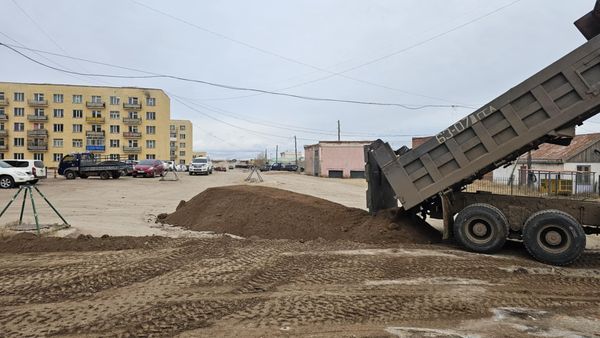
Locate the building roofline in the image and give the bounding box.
[0,81,167,95]
[304,140,374,148]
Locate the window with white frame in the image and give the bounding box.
[53,109,64,118]
[14,92,24,102]
[33,153,43,161]
[14,153,24,160]
[146,111,156,120]
[110,96,120,105]
[72,95,82,104]
[14,123,24,131]
[109,125,120,134]
[53,153,63,162]
[110,139,120,148]
[146,154,156,159]
[14,108,24,116]
[146,126,156,134]
[91,95,102,103]
[128,97,139,104]
[72,124,83,133]
[72,139,83,147]
[14,138,24,147]
[53,138,63,148]
[33,93,44,101]
[73,110,83,118]
[109,111,120,119]
[91,124,102,132]
[92,111,102,118]
[146,140,155,149]
[146,97,155,106]
[53,94,63,103]
[53,124,64,132]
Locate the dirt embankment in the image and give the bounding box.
[0,233,171,253]
[160,185,441,244]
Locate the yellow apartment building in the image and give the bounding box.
[0,82,175,166]
[169,119,193,165]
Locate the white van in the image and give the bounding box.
[189,157,213,175]
[3,159,47,182]
[0,160,36,188]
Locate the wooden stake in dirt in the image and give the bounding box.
[244,166,264,183]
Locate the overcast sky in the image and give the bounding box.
[0,0,596,159]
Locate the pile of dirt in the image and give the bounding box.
[0,233,172,253]
[160,185,441,244]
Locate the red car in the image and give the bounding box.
[132,160,165,178]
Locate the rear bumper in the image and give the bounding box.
[14,176,35,183]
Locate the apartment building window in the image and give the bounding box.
[128,97,139,104]
[146,111,156,120]
[146,126,156,134]
[14,122,24,131]
[72,124,83,133]
[73,110,83,118]
[87,138,104,147]
[110,139,120,148]
[0,122,4,131]
[146,154,156,159]
[109,111,120,119]
[128,125,138,133]
[110,96,120,105]
[146,140,155,149]
[128,154,138,161]
[13,153,24,160]
[180,142,185,148]
[146,97,156,106]
[170,125,176,131]
[91,95,102,103]
[53,153,63,162]
[179,151,186,156]
[128,111,138,119]
[73,139,83,148]
[14,92,24,102]
[33,153,44,161]
[109,154,119,160]
[53,138,63,148]
[53,94,63,103]
[14,138,24,147]
[179,133,186,139]
[53,124,64,132]
[92,111,102,118]
[109,125,120,134]
[34,108,45,116]
[14,107,24,117]
[91,124,102,132]
[0,107,4,115]
[179,125,186,131]
[72,95,83,104]
[53,109,64,118]
[33,122,44,130]
[33,93,44,101]
[0,92,4,100]
[128,140,139,147]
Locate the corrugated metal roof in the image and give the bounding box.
[529,133,600,161]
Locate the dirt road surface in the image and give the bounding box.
[1,170,600,337]
[0,235,599,337]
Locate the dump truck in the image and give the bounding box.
[365,2,600,265]
[58,153,128,180]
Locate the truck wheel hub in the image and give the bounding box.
[544,230,562,246]
[472,222,488,237]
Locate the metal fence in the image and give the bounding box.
[465,169,599,200]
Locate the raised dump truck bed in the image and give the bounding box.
[365,2,600,265]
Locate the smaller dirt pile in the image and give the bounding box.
[161,185,441,244]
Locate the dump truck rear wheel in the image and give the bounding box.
[454,203,508,253]
[522,210,585,266]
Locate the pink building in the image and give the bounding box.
[304,141,373,178]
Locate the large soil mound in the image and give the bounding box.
[161,185,441,244]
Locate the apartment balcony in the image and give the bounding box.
[123,102,142,110]
[86,101,106,109]
[0,130,8,137]
[122,117,142,125]
[0,98,8,106]
[27,129,48,137]
[27,115,48,122]
[27,99,48,107]
[86,131,105,138]
[170,146,177,151]
[123,132,142,139]
[0,114,7,121]
[0,144,8,151]
[86,116,105,123]
[27,144,48,151]
[123,146,141,153]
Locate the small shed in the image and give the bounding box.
[304,141,372,178]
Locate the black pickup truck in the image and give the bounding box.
[58,153,128,180]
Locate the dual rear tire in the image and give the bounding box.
[453,204,585,265]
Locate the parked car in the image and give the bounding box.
[0,160,36,188]
[228,164,235,170]
[284,164,299,172]
[132,159,165,178]
[270,163,285,171]
[214,166,227,172]
[123,160,138,176]
[260,163,271,171]
[189,157,213,175]
[3,159,47,183]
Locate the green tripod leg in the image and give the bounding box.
[33,186,69,226]
[28,187,40,235]
[19,186,28,225]
[0,186,23,219]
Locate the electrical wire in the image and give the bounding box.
[0,42,474,110]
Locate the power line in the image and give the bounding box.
[130,0,519,103]
[0,42,474,110]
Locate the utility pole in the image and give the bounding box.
[337,120,341,141]
[265,148,267,162]
[294,135,298,167]
[276,145,279,163]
